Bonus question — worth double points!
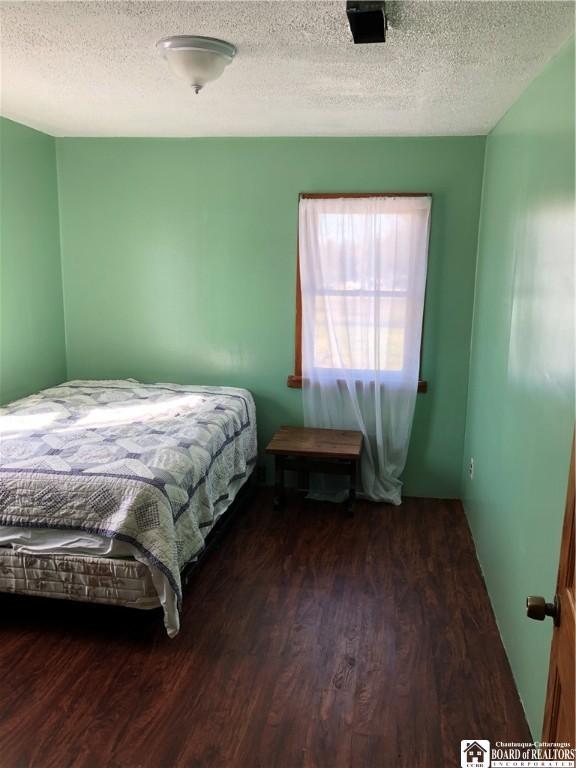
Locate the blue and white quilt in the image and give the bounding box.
[0,380,257,632]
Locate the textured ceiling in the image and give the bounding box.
[0,1,573,137]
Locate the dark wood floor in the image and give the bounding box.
[0,490,530,768]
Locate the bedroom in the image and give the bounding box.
[0,1,574,767]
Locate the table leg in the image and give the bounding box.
[274,456,285,510]
[298,470,310,492]
[346,459,358,517]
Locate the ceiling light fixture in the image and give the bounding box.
[156,35,236,94]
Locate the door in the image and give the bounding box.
[527,435,575,745]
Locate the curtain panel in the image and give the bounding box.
[299,195,432,504]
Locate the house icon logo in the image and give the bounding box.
[460,740,490,768]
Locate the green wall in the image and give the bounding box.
[55,137,485,496]
[461,39,575,736]
[0,118,66,404]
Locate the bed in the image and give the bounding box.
[0,379,257,636]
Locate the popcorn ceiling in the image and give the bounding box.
[0,1,573,137]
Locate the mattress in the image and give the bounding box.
[0,547,160,609]
[0,379,257,636]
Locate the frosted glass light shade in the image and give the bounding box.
[156,36,236,94]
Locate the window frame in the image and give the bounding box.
[287,192,429,393]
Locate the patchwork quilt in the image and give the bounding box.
[0,380,257,618]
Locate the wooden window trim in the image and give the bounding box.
[288,192,429,394]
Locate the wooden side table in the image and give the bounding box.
[265,426,363,515]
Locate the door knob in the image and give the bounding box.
[526,595,560,626]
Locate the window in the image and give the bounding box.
[288,193,430,392]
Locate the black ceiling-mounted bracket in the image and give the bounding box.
[346,1,388,44]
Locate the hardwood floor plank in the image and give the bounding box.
[0,490,531,768]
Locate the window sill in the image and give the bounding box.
[287,375,428,393]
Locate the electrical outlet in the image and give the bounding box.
[469,457,475,480]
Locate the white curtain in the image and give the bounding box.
[299,195,431,505]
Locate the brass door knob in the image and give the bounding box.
[526,595,560,626]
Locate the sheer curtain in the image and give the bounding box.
[299,195,431,505]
